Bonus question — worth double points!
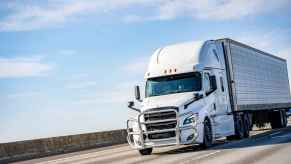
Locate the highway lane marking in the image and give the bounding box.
[58,150,139,164]
[179,150,221,164]
[271,134,291,139]
[36,146,132,164]
[36,146,141,164]
[24,126,291,164]
[269,132,281,136]
[36,151,111,164]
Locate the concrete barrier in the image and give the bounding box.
[0,129,127,163]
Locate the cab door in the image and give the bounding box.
[204,71,234,138]
[215,71,234,137]
[203,72,222,137]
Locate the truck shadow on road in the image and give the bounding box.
[156,125,291,155]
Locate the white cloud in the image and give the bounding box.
[232,28,291,64]
[0,57,53,78]
[69,73,90,80]
[233,28,288,53]
[0,1,97,31]
[278,48,291,60]
[7,91,41,99]
[123,56,149,75]
[151,0,290,21]
[0,0,155,31]
[73,81,141,105]
[66,81,97,89]
[0,0,289,31]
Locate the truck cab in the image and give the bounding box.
[127,40,235,155]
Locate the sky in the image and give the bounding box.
[0,0,291,143]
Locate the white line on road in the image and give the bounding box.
[269,132,281,137]
[271,134,291,139]
[36,145,131,164]
[180,150,221,164]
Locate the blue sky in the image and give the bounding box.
[0,0,291,143]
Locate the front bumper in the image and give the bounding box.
[127,109,199,149]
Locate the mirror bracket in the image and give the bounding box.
[127,101,141,113]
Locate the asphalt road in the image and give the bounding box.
[15,119,291,164]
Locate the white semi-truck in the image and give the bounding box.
[127,38,291,155]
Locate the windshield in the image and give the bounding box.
[145,72,202,97]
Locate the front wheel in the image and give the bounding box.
[138,148,153,155]
[202,119,213,148]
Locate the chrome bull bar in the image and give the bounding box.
[127,109,180,149]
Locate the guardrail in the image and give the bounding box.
[0,129,127,163]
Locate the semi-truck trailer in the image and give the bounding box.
[127,38,291,155]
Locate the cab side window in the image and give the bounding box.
[204,73,217,96]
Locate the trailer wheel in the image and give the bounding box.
[270,110,287,129]
[228,114,245,140]
[282,110,288,128]
[243,114,250,138]
[138,148,153,155]
[202,119,213,148]
[236,114,245,139]
[270,111,279,129]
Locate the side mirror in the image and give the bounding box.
[134,85,141,101]
[194,93,203,100]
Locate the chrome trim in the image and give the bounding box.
[126,108,180,149]
[140,118,177,124]
[144,128,177,134]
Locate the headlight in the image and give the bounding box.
[183,113,198,126]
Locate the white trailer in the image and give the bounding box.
[127,38,291,155]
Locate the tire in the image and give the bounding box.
[202,119,213,148]
[227,114,245,140]
[226,135,236,141]
[235,114,245,139]
[270,111,279,129]
[138,148,153,155]
[243,114,250,138]
[270,110,286,129]
[282,110,288,128]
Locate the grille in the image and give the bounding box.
[146,121,176,131]
[144,111,176,121]
[143,109,177,140]
[148,131,176,140]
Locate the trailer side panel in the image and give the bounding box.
[225,39,291,111]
